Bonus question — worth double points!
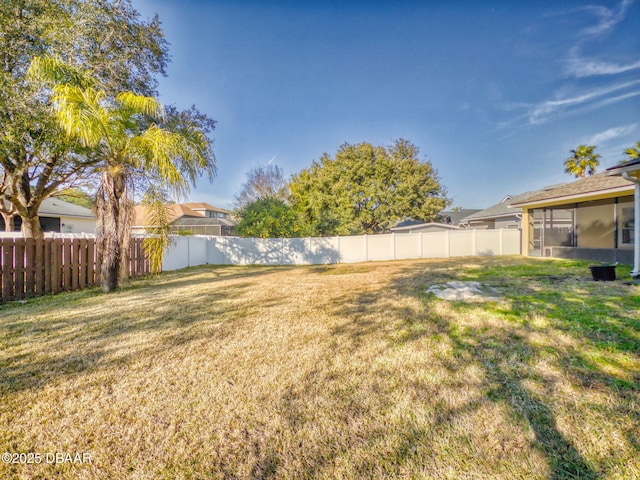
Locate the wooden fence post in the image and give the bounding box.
[35,238,45,295]
[25,238,35,297]
[51,238,62,293]
[1,238,13,302]
[71,239,80,290]
[78,238,87,289]
[14,238,25,300]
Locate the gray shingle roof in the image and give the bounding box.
[40,197,94,218]
[509,173,633,207]
[459,190,544,223]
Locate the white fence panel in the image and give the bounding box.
[394,233,421,260]
[503,230,521,255]
[338,235,367,263]
[161,229,522,270]
[189,236,209,266]
[163,237,191,270]
[450,230,475,257]
[422,231,449,258]
[308,237,341,264]
[476,230,502,256]
[367,234,394,261]
[207,236,228,265]
[227,237,283,265]
[281,238,308,265]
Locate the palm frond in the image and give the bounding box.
[116,92,164,119]
[624,141,640,160]
[141,187,173,274]
[27,56,93,89]
[51,84,109,147]
[129,124,206,197]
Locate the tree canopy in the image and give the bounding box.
[624,141,640,161]
[564,145,601,179]
[289,139,449,236]
[235,198,305,238]
[29,56,215,291]
[0,0,169,236]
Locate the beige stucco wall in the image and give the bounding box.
[60,216,96,234]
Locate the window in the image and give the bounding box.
[618,202,634,246]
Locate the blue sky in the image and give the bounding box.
[132,0,640,210]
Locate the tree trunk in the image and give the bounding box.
[21,214,43,238]
[118,183,132,288]
[96,168,123,292]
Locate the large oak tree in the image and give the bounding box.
[289,139,449,236]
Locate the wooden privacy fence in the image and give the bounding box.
[0,237,150,303]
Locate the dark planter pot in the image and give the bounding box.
[589,264,617,281]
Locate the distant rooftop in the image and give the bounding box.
[41,197,94,218]
[459,190,545,223]
[133,202,233,226]
[181,202,231,214]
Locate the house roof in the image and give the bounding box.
[181,202,231,214]
[40,197,94,218]
[437,209,482,225]
[394,209,481,229]
[171,217,236,227]
[459,190,545,223]
[509,173,634,208]
[133,202,235,226]
[606,157,640,178]
[391,222,459,232]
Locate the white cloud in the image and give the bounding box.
[528,80,640,125]
[563,1,638,78]
[566,54,640,78]
[585,123,639,145]
[579,0,632,38]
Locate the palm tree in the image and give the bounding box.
[29,57,215,292]
[564,145,601,178]
[624,141,640,160]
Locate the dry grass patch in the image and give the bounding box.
[0,257,638,479]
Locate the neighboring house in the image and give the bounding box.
[391,209,481,233]
[437,209,481,225]
[0,197,96,234]
[458,189,559,230]
[390,221,460,234]
[509,173,635,264]
[132,202,236,236]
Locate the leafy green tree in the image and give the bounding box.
[54,187,95,209]
[564,145,601,178]
[0,0,169,236]
[29,57,215,291]
[624,141,640,160]
[236,197,305,238]
[289,139,449,235]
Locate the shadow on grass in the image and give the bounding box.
[0,265,296,396]
[320,258,639,479]
[1,257,637,478]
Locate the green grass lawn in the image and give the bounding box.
[1,256,638,479]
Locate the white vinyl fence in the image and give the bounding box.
[162,229,521,271]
